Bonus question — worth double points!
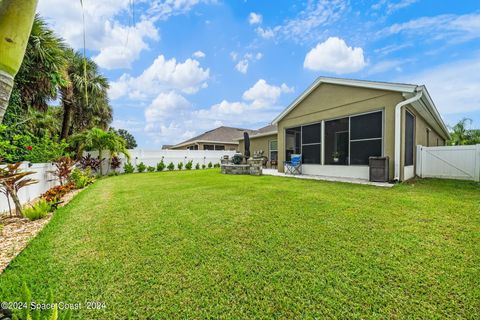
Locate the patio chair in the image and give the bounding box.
[284,154,302,175]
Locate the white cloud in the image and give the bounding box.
[192,50,206,58]
[249,12,262,25]
[403,57,480,114]
[110,54,210,100]
[235,60,249,74]
[255,52,263,60]
[372,0,418,14]
[255,27,276,39]
[149,0,211,20]
[304,37,366,74]
[366,59,412,75]
[242,79,293,108]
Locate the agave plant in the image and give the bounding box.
[0,162,38,216]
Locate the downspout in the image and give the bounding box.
[394,88,423,181]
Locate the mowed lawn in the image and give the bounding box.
[0,170,479,319]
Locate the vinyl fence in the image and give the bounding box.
[0,162,60,214]
[88,149,237,174]
[416,145,480,181]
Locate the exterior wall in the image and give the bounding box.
[238,133,278,167]
[277,83,404,180]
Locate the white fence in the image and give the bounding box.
[0,162,60,214]
[86,149,237,174]
[416,145,480,181]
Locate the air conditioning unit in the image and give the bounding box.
[369,156,389,182]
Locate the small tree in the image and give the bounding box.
[156,160,165,172]
[0,162,38,216]
[167,162,175,171]
[177,162,183,170]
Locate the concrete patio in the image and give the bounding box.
[262,169,394,188]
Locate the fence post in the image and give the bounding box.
[475,144,480,182]
[416,145,423,178]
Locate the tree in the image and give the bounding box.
[0,0,39,122]
[0,162,38,216]
[71,128,130,175]
[448,118,480,146]
[60,49,111,139]
[116,128,137,149]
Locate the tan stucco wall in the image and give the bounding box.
[238,133,278,166]
[277,83,404,180]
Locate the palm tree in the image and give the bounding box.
[71,128,130,175]
[60,49,111,139]
[0,0,39,122]
[448,118,475,145]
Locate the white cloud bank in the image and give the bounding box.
[249,12,262,25]
[304,37,366,74]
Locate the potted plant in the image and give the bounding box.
[332,151,340,163]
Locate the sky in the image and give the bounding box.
[37,0,480,148]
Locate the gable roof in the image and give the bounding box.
[271,76,450,139]
[172,126,256,148]
[234,124,278,141]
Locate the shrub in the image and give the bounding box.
[123,162,134,174]
[195,163,200,170]
[167,162,175,171]
[177,162,183,170]
[136,162,146,173]
[41,183,75,202]
[202,164,206,169]
[110,156,122,171]
[156,160,165,172]
[79,154,103,173]
[0,162,38,216]
[185,160,193,170]
[23,199,52,221]
[208,162,213,168]
[53,156,75,185]
[70,167,94,189]
[147,166,155,172]
[24,135,70,163]
[214,163,220,168]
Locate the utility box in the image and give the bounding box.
[369,156,389,182]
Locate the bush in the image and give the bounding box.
[208,162,213,168]
[136,162,146,173]
[202,164,206,169]
[23,199,52,221]
[177,162,183,170]
[79,154,104,173]
[70,167,94,189]
[24,135,70,163]
[167,162,175,171]
[147,166,155,172]
[110,156,122,171]
[41,183,75,202]
[195,163,200,170]
[156,160,165,172]
[185,160,193,170]
[53,156,75,185]
[123,162,134,174]
[214,163,220,168]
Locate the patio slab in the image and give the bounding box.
[262,169,394,188]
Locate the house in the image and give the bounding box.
[237,77,450,181]
[169,126,256,151]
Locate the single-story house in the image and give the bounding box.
[169,126,256,151]
[238,77,450,181]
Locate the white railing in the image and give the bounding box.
[416,144,480,181]
[0,162,60,214]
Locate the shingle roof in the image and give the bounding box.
[173,126,257,147]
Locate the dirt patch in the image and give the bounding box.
[0,189,83,274]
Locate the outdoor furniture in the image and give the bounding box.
[270,160,278,169]
[284,154,302,175]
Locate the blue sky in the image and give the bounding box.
[37,0,480,148]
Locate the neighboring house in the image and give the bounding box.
[170,126,255,151]
[238,77,450,181]
[161,145,173,150]
[237,124,278,165]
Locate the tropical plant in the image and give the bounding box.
[185,160,193,170]
[177,162,183,170]
[115,128,137,149]
[0,162,38,216]
[136,162,146,173]
[156,160,165,172]
[23,199,52,221]
[0,0,39,122]
[147,166,155,172]
[123,162,134,174]
[24,134,69,163]
[52,156,75,185]
[69,167,94,189]
[78,153,103,173]
[195,163,200,170]
[41,182,75,202]
[167,162,175,171]
[110,155,122,171]
[448,118,480,145]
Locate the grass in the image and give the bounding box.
[0,170,479,319]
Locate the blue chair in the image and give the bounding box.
[284,154,302,175]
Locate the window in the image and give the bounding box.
[285,127,301,161]
[325,117,349,165]
[203,144,214,150]
[269,140,278,161]
[301,123,321,164]
[349,112,383,165]
[214,145,225,151]
[405,111,414,166]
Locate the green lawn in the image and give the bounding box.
[0,170,479,319]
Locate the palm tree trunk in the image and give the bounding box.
[61,87,74,139]
[0,0,38,122]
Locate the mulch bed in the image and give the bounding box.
[0,189,82,274]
